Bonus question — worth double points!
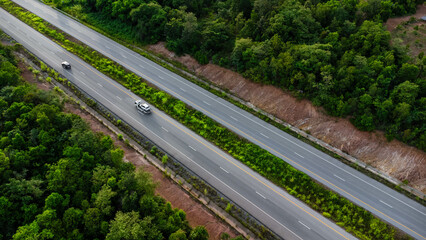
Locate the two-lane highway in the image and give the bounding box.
[0,8,357,240]
[4,0,426,238]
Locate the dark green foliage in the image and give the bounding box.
[0,1,413,239]
[0,43,209,240]
[42,0,425,150]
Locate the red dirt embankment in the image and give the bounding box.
[147,14,426,194]
[18,59,237,240]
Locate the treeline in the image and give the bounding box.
[49,0,426,151]
[0,2,406,239]
[0,43,214,240]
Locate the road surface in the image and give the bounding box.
[3,1,426,238]
[0,8,358,240]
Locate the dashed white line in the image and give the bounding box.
[161,127,169,132]
[294,152,304,158]
[81,71,85,75]
[260,133,269,138]
[122,54,127,59]
[333,174,346,182]
[139,64,145,68]
[298,221,311,230]
[256,191,266,199]
[158,75,164,79]
[116,96,122,100]
[189,146,196,151]
[220,167,229,174]
[202,101,210,106]
[105,45,110,49]
[97,83,103,87]
[179,87,186,92]
[380,200,393,208]
[229,116,238,121]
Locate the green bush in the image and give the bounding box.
[0,1,402,238]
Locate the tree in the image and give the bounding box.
[62,207,84,232]
[391,81,419,105]
[130,2,167,43]
[106,211,162,240]
[169,229,188,240]
[267,0,321,44]
[188,226,209,240]
[0,149,9,176]
[94,185,117,217]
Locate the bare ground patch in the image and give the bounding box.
[17,58,238,239]
[148,29,426,194]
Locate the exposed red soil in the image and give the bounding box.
[147,11,426,193]
[18,60,238,239]
[385,4,426,31]
[65,105,238,239]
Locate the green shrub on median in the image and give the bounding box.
[0,1,401,239]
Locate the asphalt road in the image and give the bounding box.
[0,8,358,240]
[3,1,426,238]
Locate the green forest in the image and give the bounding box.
[48,0,426,151]
[0,43,215,240]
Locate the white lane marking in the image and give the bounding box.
[179,87,186,92]
[158,75,164,79]
[116,42,426,216]
[220,167,229,174]
[298,221,311,230]
[161,127,168,132]
[260,133,269,139]
[116,96,122,100]
[22,40,304,239]
[122,54,127,59]
[189,146,196,151]
[81,71,85,75]
[105,45,110,49]
[380,200,393,209]
[97,83,103,87]
[139,64,145,68]
[333,174,346,182]
[202,101,210,106]
[256,191,266,199]
[294,152,304,158]
[229,116,238,121]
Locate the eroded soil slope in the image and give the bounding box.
[147,6,426,193]
[19,59,238,240]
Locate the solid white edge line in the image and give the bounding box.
[51,58,304,240]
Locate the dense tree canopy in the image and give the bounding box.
[0,43,213,240]
[49,0,425,150]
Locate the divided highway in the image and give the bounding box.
[0,8,356,240]
[3,0,426,238]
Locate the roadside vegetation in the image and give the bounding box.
[44,0,426,151]
[0,1,412,239]
[0,43,214,239]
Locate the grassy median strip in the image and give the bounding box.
[0,1,406,239]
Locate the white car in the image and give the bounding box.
[135,100,151,114]
[61,61,71,69]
